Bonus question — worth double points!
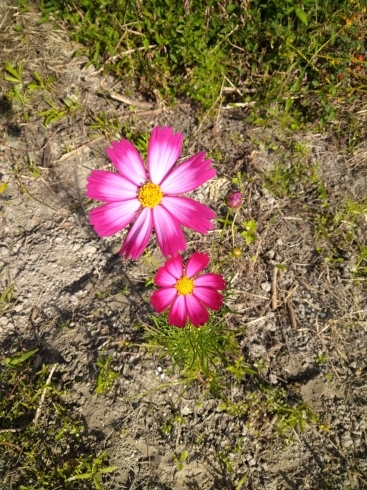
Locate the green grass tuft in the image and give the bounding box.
[35,0,365,123]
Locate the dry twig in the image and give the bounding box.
[271,266,278,310]
[0,441,22,451]
[33,364,58,425]
[108,91,153,109]
[54,136,105,163]
[286,300,297,329]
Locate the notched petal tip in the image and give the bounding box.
[160,151,216,194]
[119,207,153,260]
[154,265,177,287]
[88,200,140,237]
[152,206,187,258]
[185,251,210,278]
[168,295,187,328]
[161,254,184,280]
[186,295,209,327]
[148,126,183,185]
[152,126,182,139]
[194,273,226,290]
[193,286,224,311]
[151,287,177,313]
[161,196,215,236]
[86,169,138,202]
[106,138,147,186]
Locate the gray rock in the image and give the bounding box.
[261,282,271,292]
[82,243,97,254]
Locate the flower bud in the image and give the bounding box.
[227,191,242,209]
[231,247,242,258]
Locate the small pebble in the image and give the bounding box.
[261,282,271,292]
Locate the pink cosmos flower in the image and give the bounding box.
[150,252,225,328]
[86,127,216,260]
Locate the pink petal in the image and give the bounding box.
[163,255,184,280]
[152,205,186,258]
[148,127,183,185]
[119,207,153,259]
[106,139,147,186]
[194,273,226,290]
[168,295,187,328]
[151,287,177,313]
[155,256,183,287]
[185,252,210,278]
[161,196,215,234]
[89,200,140,237]
[185,294,209,327]
[193,286,223,311]
[86,170,138,202]
[154,268,176,287]
[160,152,216,194]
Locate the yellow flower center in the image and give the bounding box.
[175,276,194,296]
[138,182,163,208]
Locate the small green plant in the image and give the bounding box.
[241,219,257,246]
[120,125,150,159]
[26,70,54,91]
[316,352,328,364]
[172,414,185,425]
[145,314,237,388]
[67,452,118,489]
[226,356,257,383]
[173,450,189,471]
[2,60,32,107]
[3,61,23,83]
[195,432,207,445]
[161,421,173,435]
[36,0,364,122]
[207,146,223,163]
[0,283,16,313]
[161,412,205,442]
[313,195,367,275]
[89,110,122,139]
[231,171,246,187]
[353,245,367,281]
[55,315,71,330]
[27,157,41,178]
[293,141,311,156]
[334,198,367,229]
[264,158,321,200]
[95,289,111,300]
[54,406,84,441]
[94,354,119,394]
[1,348,38,368]
[1,349,116,489]
[39,96,80,126]
[119,285,129,295]
[216,443,241,473]
[6,83,30,106]
[219,385,317,439]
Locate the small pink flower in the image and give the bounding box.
[151,252,225,328]
[86,127,216,260]
[227,191,242,209]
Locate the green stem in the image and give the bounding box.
[231,210,239,247]
[143,250,160,269]
[216,208,231,271]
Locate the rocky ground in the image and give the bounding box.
[1,3,367,489]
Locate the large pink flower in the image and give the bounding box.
[86,127,216,259]
[151,252,225,328]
